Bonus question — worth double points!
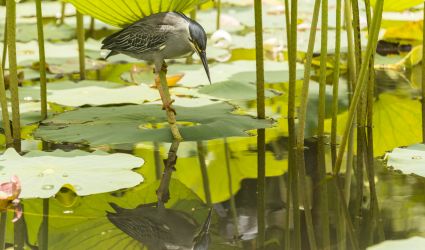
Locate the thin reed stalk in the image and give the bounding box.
[39,199,49,250]
[294,0,321,248]
[0,55,12,146]
[76,11,86,80]
[316,0,331,247]
[0,212,6,250]
[60,2,66,25]
[331,0,342,167]
[283,1,291,248]
[153,142,162,180]
[287,0,301,248]
[422,1,425,142]
[1,16,6,70]
[35,0,48,119]
[6,0,20,151]
[216,0,221,30]
[197,141,212,206]
[333,0,384,176]
[254,0,266,248]
[224,139,240,239]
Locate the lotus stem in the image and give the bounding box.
[153,142,162,180]
[294,0,320,248]
[156,140,180,206]
[224,139,240,239]
[331,0,342,168]
[197,141,212,206]
[422,1,425,142]
[35,0,48,119]
[0,55,12,146]
[88,17,95,38]
[186,10,197,64]
[157,65,182,141]
[76,11,86,80]
[60,2,66,25]
[216,0,221,30]
[0,212,6,250]
[254,0,266,248]
[334,0,384,176]
[6,0,20,151]
[1,15,6,70]
[39,199,49,250]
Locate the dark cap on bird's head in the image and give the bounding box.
[187,19,211,84]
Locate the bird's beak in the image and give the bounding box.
[199,51,211,84]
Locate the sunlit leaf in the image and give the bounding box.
[34,103,273,147]
[325,93,422,156]
[370,0,423,12]
[0,149,144,198]
[64,0,210,27]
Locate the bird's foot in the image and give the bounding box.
[162,99,176,115]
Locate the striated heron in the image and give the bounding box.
[101,12,211,115]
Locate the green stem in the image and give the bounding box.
[6,0,20,151]
[254,0,266,248]
[76,11,86,80]
[153,142,162,180]
[39,199,49,250]
[60,2,66,25]
[1,15,6,70]
[0,212,6,250]
[283,2,291,249]
[35,0,48,119]
[334,0,384,176]
[422,1,425,143]
[288,0,300,248]
[157,67,182,141]
[317,0,331,247]
[88,17,95,38]
[294,0,320,249]
[224,139,240,239]
[216,0,221,30]
[0,54,12,146]
[14,212,24,250]
[197,141,212,206]
[186,10,197,64]
[331,0,342,168]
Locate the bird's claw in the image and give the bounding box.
[162,99,176,115]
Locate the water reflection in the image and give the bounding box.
[107,203,212,249]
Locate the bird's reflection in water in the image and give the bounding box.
[107,203,212,250]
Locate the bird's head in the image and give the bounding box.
[188,20,211,84]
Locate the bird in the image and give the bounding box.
[101,12,211,114]
[106,202,213,250]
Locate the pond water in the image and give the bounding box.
[1,65,425,250]
[1,1,425,250]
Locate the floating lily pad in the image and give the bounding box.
[0,148,144,198]
[367,237,425,250]
[386,144,425,178]
[65,0,209,27]
[197,81,279,100]
[0,23,75,43]
[34,103,273,146]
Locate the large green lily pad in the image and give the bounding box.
[367,237,425,250]
[34,103,272,146]
[65,0,210,27]
[0,23,75,43]
[0,148,144,198]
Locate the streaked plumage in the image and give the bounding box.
[101,12,210,83]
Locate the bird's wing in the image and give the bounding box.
[101,22,174,54]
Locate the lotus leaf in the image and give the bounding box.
[386,144,425,178]
[64,0,210,27]
[34,103,273,147]
[0,149,144,198]
[367,237,425,250]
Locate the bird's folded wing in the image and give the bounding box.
[101,24,172,54]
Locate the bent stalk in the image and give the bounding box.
[156,140,180,206]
